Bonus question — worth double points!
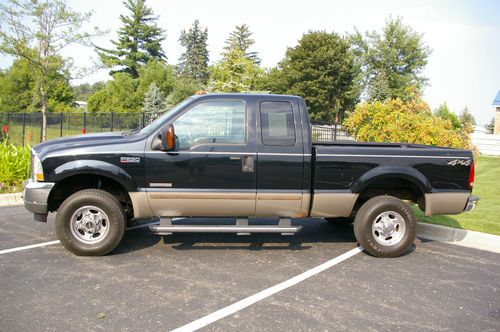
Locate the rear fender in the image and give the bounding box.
[351,165,431,195]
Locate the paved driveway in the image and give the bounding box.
[0,206,498,331]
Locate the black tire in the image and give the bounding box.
[353,195,417,258]
[324,217,354,225]
[55,189,126,256]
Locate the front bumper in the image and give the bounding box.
[464,195,479,212]
[23,179,55,216]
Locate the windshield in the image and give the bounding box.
[138,97,195,135]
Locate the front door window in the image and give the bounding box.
[173,100,246,150]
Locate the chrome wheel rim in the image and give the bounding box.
[371,211,406,246]
[70,206,110,244]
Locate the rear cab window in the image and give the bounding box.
[260,101,296,146]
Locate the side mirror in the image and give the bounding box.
[161,124,175,151]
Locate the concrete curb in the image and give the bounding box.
[418,222,500,254]
[0,192,23,207]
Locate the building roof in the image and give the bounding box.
[493,90,500,106]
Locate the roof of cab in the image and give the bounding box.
[191,93,304,101]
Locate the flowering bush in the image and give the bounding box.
[344,94,470,149]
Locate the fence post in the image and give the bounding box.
[141,112,145,129]
[82,112,87,134]
[22,113,26,146]
[59,112,63,137]
[334,122,337,141]
[110,112,114,132]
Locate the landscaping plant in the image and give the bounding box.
[0,141,30,193]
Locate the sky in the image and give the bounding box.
[1,0,499,125]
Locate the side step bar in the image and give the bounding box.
[149,218,301,236]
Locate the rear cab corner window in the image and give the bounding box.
[173,100,246,150]
[260,101,296,146]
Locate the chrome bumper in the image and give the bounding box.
[464,195,479,212]
[23,179,55,218]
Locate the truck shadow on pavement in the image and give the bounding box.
[114,218,359,254]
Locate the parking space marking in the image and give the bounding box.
[171,246,364,332]
[0,219,180,255]
[0,240,61,255]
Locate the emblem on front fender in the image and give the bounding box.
[447,159,470,166]
[120,156,141,164]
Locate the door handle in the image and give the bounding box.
[242,155,254,173]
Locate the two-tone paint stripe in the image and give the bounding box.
[46,150,469,160]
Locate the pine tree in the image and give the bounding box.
[224,24,261,65]
[485,118,495,134]
[178,20,209,84]
[142,83,165,115]
[96,0,166,78]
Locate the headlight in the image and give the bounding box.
[32,153,44,182]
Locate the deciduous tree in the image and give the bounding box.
[0,0,101,140]
[264,31,360,123]
[209,48,263,93]
[434,103,461,130]
[351,17,431,101]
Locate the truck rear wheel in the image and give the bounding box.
[353,195,417,258]
[55,189,126,256]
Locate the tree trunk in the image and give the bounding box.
[41,96,47,142]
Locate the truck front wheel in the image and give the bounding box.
[353,195,417,258]
[55,189,126,256]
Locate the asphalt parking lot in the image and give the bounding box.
[0,206,499,331]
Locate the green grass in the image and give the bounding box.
[4,124,122,146]
[415,155,500,235]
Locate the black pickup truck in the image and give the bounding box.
[23,93,478,257]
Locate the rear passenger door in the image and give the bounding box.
[256,99,307,217]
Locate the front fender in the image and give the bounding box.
[351,165,431,195]
[48,160,137,192]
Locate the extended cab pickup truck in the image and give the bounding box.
[23,93,478,257]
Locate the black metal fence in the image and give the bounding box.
[310,121,355,142]
[0,112,158,146]
[0,112,355,146]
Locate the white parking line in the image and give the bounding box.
[0,240,61,255]
[0,220,169,255]
[171,246,364,332]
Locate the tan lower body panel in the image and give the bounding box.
[424,192,469,216]
[310,192,359,218]
[255,192,308,218]
[147,191,256,217]
[129,192,155,218]
[130,190,309,218]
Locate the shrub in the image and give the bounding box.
[0,143,30,192]
[344,94,470,149]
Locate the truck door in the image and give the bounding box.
[145,97,257,217]
[256,99,307,217]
